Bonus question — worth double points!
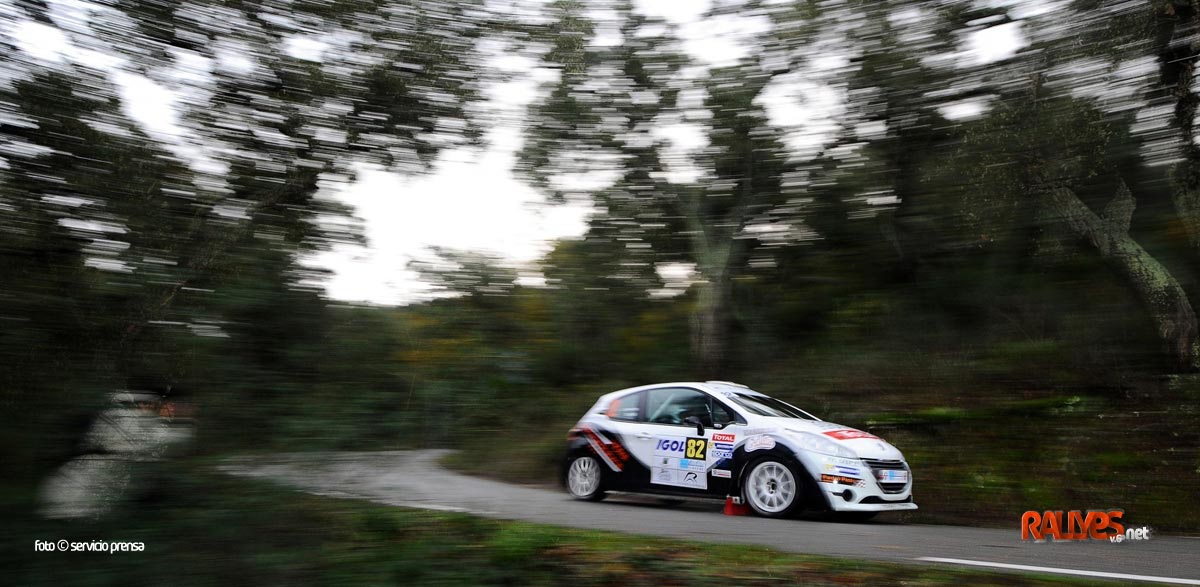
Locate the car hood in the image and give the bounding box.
[754,418,906,461]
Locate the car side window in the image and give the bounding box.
[645,388,715,426]
[711,399,738,426]
[605,392,642,421]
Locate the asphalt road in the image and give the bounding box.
[218,450,1200,585]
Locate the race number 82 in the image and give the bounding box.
[685,437,707,460]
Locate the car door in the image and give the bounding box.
[625,387,728,497]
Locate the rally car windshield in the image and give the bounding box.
[730,393,817,420]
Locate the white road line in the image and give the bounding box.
[916,557,1200,585]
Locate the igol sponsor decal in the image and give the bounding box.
[655,437,708,459]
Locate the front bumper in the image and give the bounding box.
[804,454,918,512]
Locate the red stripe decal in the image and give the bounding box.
[581,427,626,471]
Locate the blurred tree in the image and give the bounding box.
[0,65,200,482]
[520,3,797,377]
[947,78,1200,369]
[539,234,690,383]
[411,247,519,303]
[0,0,501,495]
[955,0,1200,371]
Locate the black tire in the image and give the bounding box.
[741,457,806,518]
[565,454,607,501]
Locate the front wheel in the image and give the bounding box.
[743,458,804,518]
[565,454,606,501]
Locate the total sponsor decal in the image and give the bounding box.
[822,429,880,441]
[710,433,735,459]
[1020,510,1151,543]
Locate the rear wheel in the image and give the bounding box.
[743,458,804,518]
[566,454,606,501]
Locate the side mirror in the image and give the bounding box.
[683,416,705,437]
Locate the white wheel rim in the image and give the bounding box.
[746,461,797,514]
[568,456,600,497]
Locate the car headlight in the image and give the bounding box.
[786,430,858,459]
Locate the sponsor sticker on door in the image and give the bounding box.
[651,436,710,490]
[651,466,707,490]
[654,437,707,458]
[711,442,734,460]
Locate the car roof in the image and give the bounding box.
[600,381,768,402]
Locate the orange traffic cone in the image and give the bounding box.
[723,496,749,516]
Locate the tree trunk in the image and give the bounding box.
[690,275,731,379]
[681,188,741,380]
[1170,162,1200,259]
[1045,183,1200,371]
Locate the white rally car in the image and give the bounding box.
[563,381,916,520]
